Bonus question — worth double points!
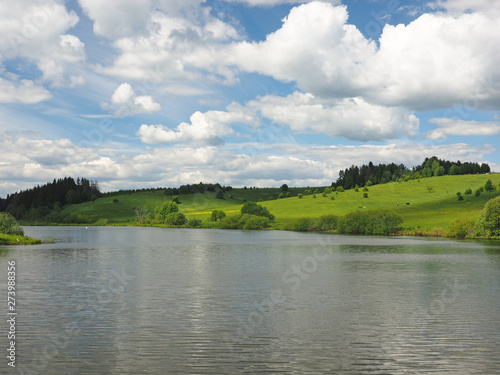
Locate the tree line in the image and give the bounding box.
[333,156,490,190]
[0,177,101,219]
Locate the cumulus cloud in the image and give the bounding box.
[226,3,375,98]
[222,2,500,111]
[0,0,85,87]
[137,110,240,145]
[0,77,52,104]
[426,118,500,140]
[244,92,420,141]
[97,8,242,84]
[104,83,161,116]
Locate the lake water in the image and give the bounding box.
[1,226,499,374]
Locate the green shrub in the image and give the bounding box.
[211,210,226,221]
[219,216,239,229]
[363,187,369,192]
[188,219,202,228]
[243,216,271,230]
[337,186,345,192]
[448,218,474,238]
[165,212,187,226]
[156,201,178,216]
[240,202,275,221]
[318,215,337,231]
[484,179,496,192]
[464,188,472,195]
[474,196,500,237]
[475,189,481,197]
[0,213,24,236]
[298,194,303,199]
[288,218,316,231]
[95,218,109,226]
[338,210,402,235]
[363,193,368,198]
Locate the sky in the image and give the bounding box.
[1,0,500,196]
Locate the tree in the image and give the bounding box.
[240,201,275,221]
[166,212,187,226]
[474,196,500,237]
[484,179,496,192]
[215,190,224,199]
[156,201,179,217]
[280,184,289,192]
[211,210,226,221]
[0,213,24,236]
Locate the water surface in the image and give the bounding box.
[1,227,499,374]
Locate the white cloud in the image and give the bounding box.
[432,0,500,16]
[0,0,85,88]
[226,3,375,98]
[137,110,238,145]
[223,2,500,111]
[426,118,500,140]
[243,92,419,141]
[366,12,500,110]
[105,83,161,116]
[0,77,52,104]
[78,0,153,39]
[224,0,340,6]
[97,9,242,84]
[1,132,496,197]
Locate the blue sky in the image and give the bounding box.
[1,0,500,196]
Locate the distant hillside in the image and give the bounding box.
[30,173,500,237]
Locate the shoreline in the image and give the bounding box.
[16,223,500,241]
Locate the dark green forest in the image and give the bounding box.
[0,177,100,219]
[333,156,491,189]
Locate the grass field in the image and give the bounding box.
[61,174,500,236]
[0,233,42,245]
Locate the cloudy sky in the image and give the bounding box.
[1,0,500,196]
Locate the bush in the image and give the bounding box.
[363,193,368,198]
[464,188,472,195]
[448,219,474,238]
[156,201,178,216]
[366,181,373,186]
[363,187,369,192]
[218,216,239,229]
[457,192,463,201]
[240,201,275,221]
[337,186,345,192]
[338,210,402,235]
[113,199,119,203]
[475,189,481,197]
[211,210,226,221]
[0,213,24,236]
[165,212,187,226]
[288,218,316,232]
[95,218,109,226]
[474,196,500,237]
[318,215,337,231]
[188,219,202,228]
[243,216,271,230]
[298,194,303,199]
[484,179,496,192]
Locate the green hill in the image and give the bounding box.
[58,174,500,236]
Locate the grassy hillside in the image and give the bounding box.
[60,174,500,235]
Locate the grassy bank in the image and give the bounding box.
[0,233,42,245]
[33,174,500,237]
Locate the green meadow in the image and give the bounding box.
[59,174,500,236]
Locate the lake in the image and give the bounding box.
[1,226,499,374]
